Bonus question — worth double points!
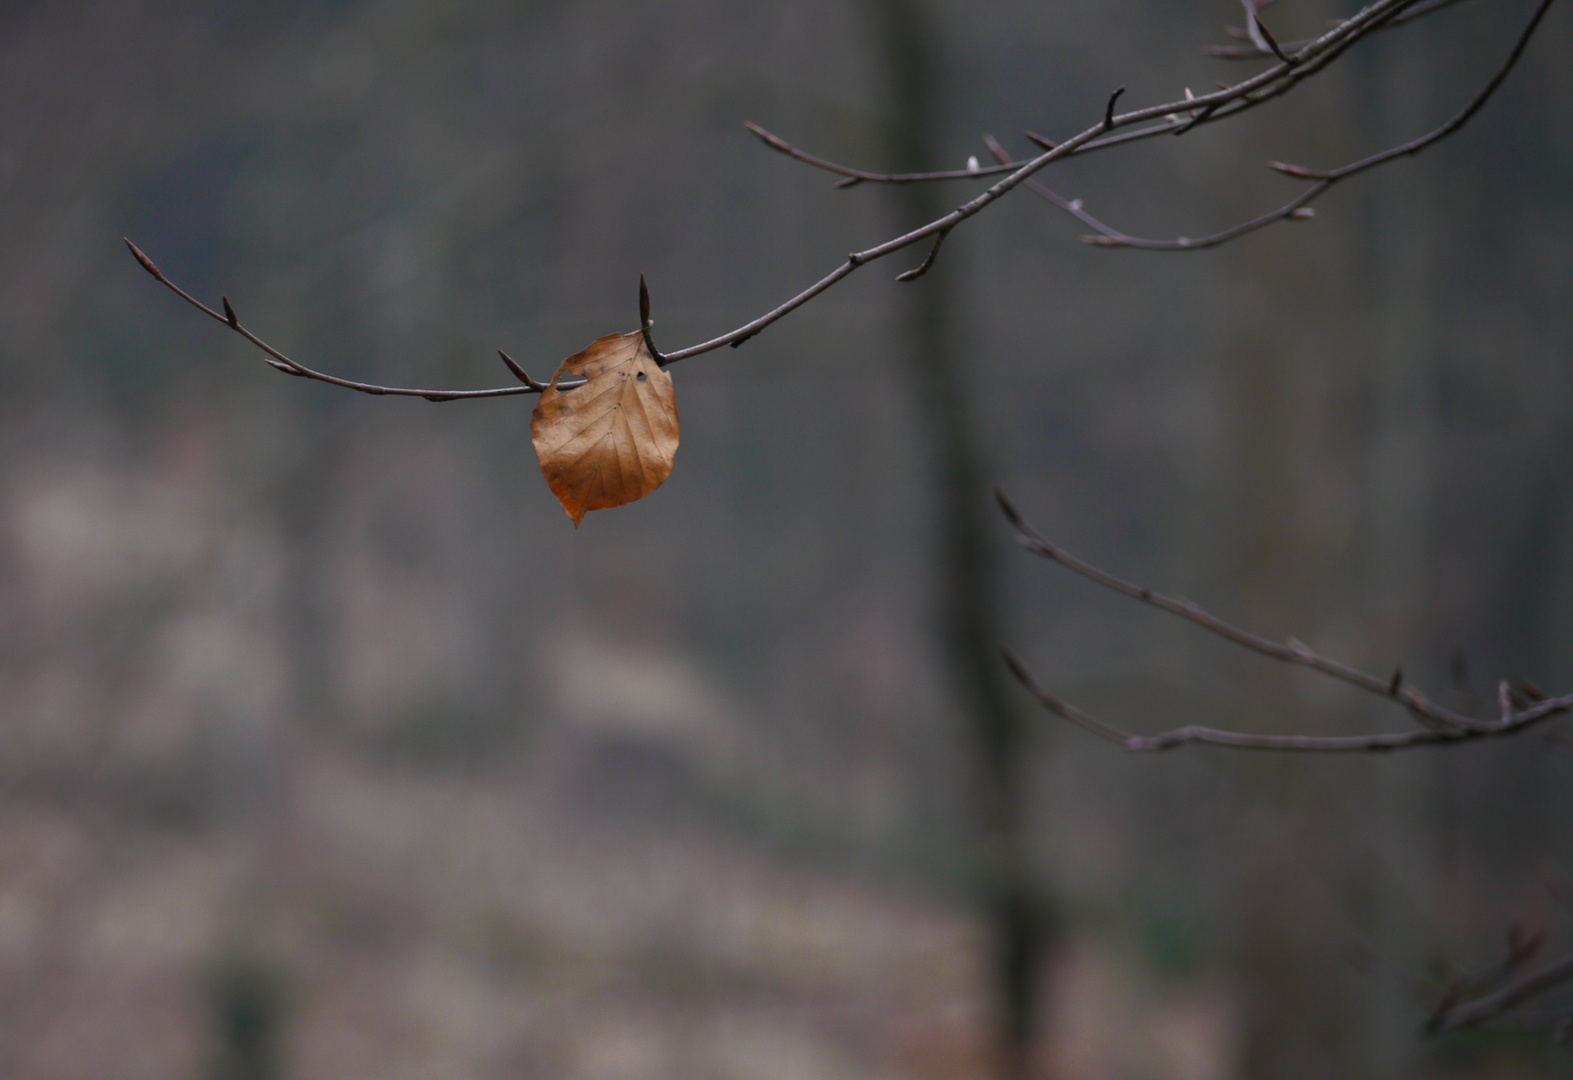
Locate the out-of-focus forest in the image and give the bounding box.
[1,0,1570,1077]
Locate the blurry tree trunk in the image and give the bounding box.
[864,1,1052,1075]
[1221,6,1367,1069]
[1361,29,1438,1078]
[1224,331,1361,1080]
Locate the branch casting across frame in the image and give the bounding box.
[130,0,1446,400]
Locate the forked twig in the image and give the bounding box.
[1073,0,1555,250]
[1207,0,1474,58]
[997,494,1573,752]
[780,0,1551,253]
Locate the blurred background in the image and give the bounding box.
[1,0,1570,1077]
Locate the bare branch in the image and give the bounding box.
[125,239,570,400]
[996,493,1573,753]
[1006,649,1573,754]
[735,0,1496,269]
[662,0,1424,363]
[981,136,1174,243]
[1429,951,1573,1034]
[751,0,1427,189]
[135,0,1466,394]
[744,121,1016,185]
[997,493,1482,729]
[1208,0,1474,58]
[1423,924,1545,1026]
[1076,0,1555,250]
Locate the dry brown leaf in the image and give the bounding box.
[529,330,679,526]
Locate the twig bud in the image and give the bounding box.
[995,490,1026,530]
[1267,160,1317,179]
[124,238,161,277]
[497,350,544,391]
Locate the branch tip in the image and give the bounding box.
[1266,160,1322,180]
[995,490,1025,530]
[1001,648,1033,687]
[638,274,664,365]
[743,121,785,151]
[1256,16,1292,61]
[1104,87,1126,129]
[124,238,160,277]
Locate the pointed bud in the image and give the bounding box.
[124,238,161,277]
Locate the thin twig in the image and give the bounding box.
[998,493,1481,729]
[895,227,952,282]
[996,493,1573,752]
[125,240,573,400]
[981,136,1144,240]
[743,121,1016,185]
[1014,0,1426,164]
[1004,649,1573,754]
[1073,0,1555,250]
[1208,0,1474,57]
[1429,952,1573,1033]
[1424,924,1545,1029]
[1242,0,1293,63]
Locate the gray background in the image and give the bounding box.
[0,0,1569,1077]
